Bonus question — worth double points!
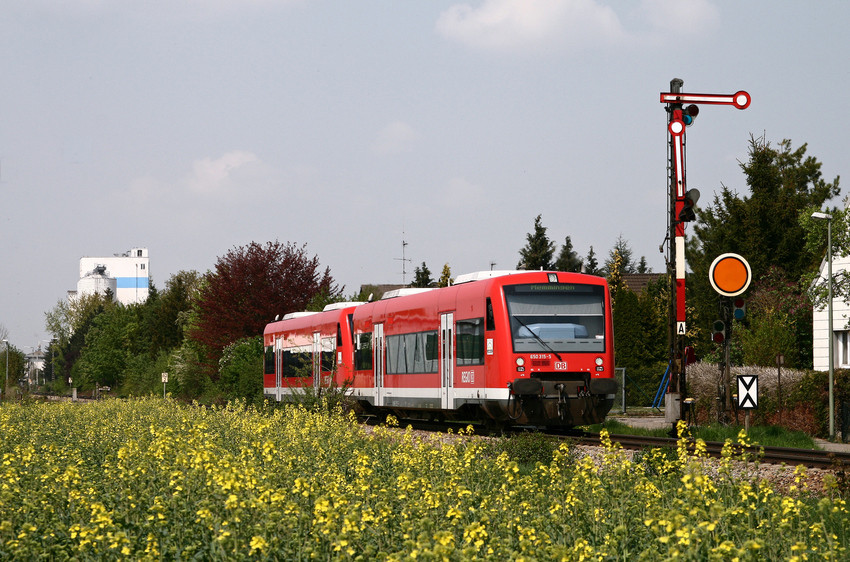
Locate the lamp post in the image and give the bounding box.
[812,211,835,439]
[2,339,8,401]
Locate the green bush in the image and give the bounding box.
[493,431,562,467]
[282,379,355,414]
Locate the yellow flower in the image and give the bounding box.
[249,535,267,554]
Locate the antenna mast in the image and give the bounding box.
[394,234,412,285]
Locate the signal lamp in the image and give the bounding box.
[683,104,699,126]
[712,320,726,344]
[733,298,746,320]
[678,188,700,222]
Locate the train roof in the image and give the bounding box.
[380,288,434,300]
[322,301,365,310]
[453,270,525,284]
[281,311,319,320]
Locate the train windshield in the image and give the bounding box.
[504,283,605,353]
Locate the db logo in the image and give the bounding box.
[554,362,568,371]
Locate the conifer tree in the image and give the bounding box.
[438,264,453,287]
[688,136,840,365]
[517,214,555,270]
[553,236,583,272]
[411,262,434,288]
[584,246,601,276]
[605,235,636,276]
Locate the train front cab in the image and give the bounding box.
[479,271,617,427]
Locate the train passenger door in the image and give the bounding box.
[312,332,321,389]
[374,323,385,407]
[440,313,454,409]
[275,336,283,401]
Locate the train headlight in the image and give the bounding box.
[516,357,525,367]
[595,357,603,366]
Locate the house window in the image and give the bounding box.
[140,264,145,270]
[839,331,850,368]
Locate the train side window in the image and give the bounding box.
[456,318,485,366]
[264,345,275,375]
[282,348,311,378]
[386,331,439,374]
[355,333,373,370]
[321,337,335,372]
[486,298,495,331]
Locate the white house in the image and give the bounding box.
[813,249,850,371]
[69,247,150,305]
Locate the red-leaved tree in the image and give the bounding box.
[188,241,339,376]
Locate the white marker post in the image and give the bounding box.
[162,372,168,399]
[737,374,758,432]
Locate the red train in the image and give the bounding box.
[263,270,616,427]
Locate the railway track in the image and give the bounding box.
[370,417,850,471]
[574,432,850,470]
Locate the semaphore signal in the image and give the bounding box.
[660,79,750,428]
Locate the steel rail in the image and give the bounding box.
[573,433,850,470]
[361,417,850,471]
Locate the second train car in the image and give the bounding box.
[263,270,616,427]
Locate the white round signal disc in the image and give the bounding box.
[733,91,751,110]
[668,119,685,136]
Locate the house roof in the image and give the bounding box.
[622,273,664,294]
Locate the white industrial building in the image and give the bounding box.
[812,248,850,372]
[69,247,150,305]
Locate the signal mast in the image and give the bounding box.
[660,79,750,426]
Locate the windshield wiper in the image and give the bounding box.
[512,316,563,362]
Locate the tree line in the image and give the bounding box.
[482,136,846,408]
[28,242,342,403]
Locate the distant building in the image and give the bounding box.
[24,349,45,387]
[69,247,150,305]
[622,273,664,294]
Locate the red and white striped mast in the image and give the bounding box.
[660,79,750,426]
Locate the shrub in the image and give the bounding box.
[282,379,355,414]
[493,431,562,467]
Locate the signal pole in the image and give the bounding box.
[660,79,750,427]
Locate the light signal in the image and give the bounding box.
[733,298,746,320]
[682,104,699,126]
[712,320,726,344]
[678,188,700,222]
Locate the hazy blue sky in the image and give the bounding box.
[1,0,847,346]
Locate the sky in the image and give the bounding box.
[1,0,848,348]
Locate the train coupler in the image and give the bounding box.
[555,383,568,420]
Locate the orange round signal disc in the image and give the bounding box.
[709,253,751,297]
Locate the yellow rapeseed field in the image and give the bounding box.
[0,398,846,560]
